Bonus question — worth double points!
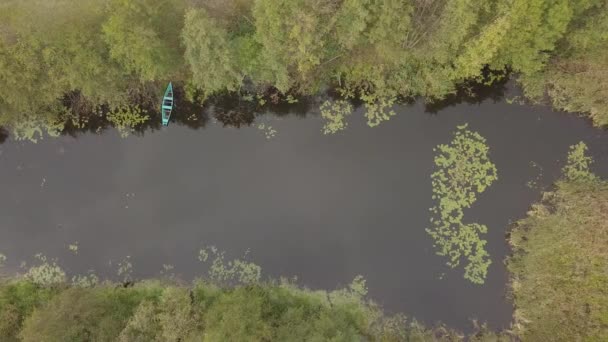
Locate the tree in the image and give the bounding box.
[253,0,342,92]
[103,0,185,81]
[522,1,608,126]
[492,0,575,76]
[182,8,243,97]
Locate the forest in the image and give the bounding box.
[0,0,607,141]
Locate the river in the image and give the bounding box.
[1,83,607,331]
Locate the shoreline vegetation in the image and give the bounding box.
[507,142,608,340]
[0,0,607,142]
[0,248,511,341]
[0,278,513,341]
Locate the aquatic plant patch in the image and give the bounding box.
[428,124,498,284]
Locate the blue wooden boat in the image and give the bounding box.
[161,82,174,126]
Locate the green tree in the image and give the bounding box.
[0,0,133,140]
[103,0,185,81]
[0,281,58,342]
[522,1,608,126]
[118,300,162,342]
[253,0,343,92]
[492,0,574,76]
[182,8,243,98]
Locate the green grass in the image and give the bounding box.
[508,178,608,341]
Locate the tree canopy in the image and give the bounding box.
[0,0,606,138]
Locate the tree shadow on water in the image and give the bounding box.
[424,70,509,114]
[0,127,8,144]
[209,89,316,128]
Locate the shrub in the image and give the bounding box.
[0,280,58,341]
[19,284,163,341]
[508,144,608,341]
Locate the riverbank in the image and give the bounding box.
[507,143,608,340]
[1,275,515,341]
[1,276,395,341]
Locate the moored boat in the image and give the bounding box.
[161,83,173,126]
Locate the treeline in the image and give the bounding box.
[0,247,509,342]
[0,277,515,341]
[0,0,606,140]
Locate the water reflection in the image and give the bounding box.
[0,127,8,144]
[424,70,509,113]
[0,75,510,144]
[2,84,608,331]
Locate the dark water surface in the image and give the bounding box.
[1,88,608,331]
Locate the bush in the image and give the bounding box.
[19,284,163,342]
[0,280,58,341]
[508,144,608,341]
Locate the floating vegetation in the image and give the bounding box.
[117,256,134,282]
[68,242,79,254]
[256,94,266,106]
[286,95,298,104]
[526,161,544,189]
[106,105,149,138]
[25,254,66,286]
[257,123,277,140]
[198,246,261,285]
[428,124,498,284]
[160,264,175,278]
[361,93,396,128]
[11,112,65,143]
[320,99,353,134]
[505,96,525,105]
[72,271,99,288]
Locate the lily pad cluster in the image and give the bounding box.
[428,124,498,284]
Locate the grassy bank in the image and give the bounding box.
[508,143,608,340]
